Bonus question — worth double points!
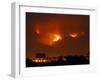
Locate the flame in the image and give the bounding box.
[36,28,40,34]
[39,32,62,46]
[47,33,62,45]
[51,34,62,42]
[32,58,48,63]
[69,33,78,38]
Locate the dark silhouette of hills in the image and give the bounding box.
[26,55,89,67]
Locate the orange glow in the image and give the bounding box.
[35,60,38,62]
[47,33,62,45]
[36,28,40,34]
[32,58,48,63]
[43,59,48,62]
[69,33,78,38]
[51,33,62,42]
[81,32,85,35]
[39,32,62,46]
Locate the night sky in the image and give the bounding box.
[26,12,89,59]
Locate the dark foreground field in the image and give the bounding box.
[26,56,89,67]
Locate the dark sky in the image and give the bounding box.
[26,12,89,59]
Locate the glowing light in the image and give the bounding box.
[69,33,78,38]
[47,33,62,46]
[43,60,47,62]
[39,32,62,46]
[35,60,38,62]
[32,58,48,63]
[52,34,62,42]
[36,28,40,34]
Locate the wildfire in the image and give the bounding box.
[47,33,62,45]
[36,28,40,34]
[39,32,62,46]
[69,32,85,38]
[37,30,85,46]
[32,58,48,63]
[69,33,78,38]
[51,33,62,42]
